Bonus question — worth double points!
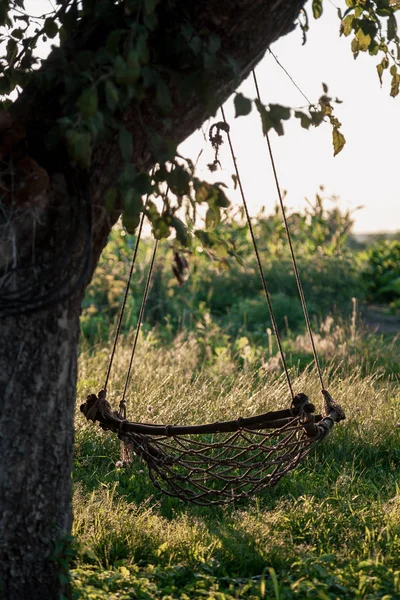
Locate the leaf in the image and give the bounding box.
[77,88,98,119]
[118,126,133,162]
[43,18,58,39]
[322,82,328,93]
[104,80,119,112]
[171,216,191,246]
[121,188,143,234]
[205,206,221,229]
[341,14,354,37]
[269,104,291,136]
[390,72,400,97]
[152,216,171,239]
[377,62,384,86]
[134,173,153,195]
[312,0,323,19]
[294,110,312,129]
[332,127,346,156]
[388,13,397,42]
[11,28,24,40]
[105,188,118,213]
[351,36,360,57]
[215,186,230,208]
[167,166,190,196]
[234,93,252,117]
[66,130,92,168]
[355,27,371,52]
[255,98,273,135]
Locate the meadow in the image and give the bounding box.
[70,199,400,599]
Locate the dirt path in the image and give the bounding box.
[361,305,400,335]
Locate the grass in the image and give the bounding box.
[71,326,400,599]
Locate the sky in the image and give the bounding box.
[22,1,400,233]
[179,1,400,234]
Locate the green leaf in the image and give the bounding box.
[11,28,24,40]
[167,166,190,196]
[205,206,221,229]
[377,62,385,85]
[122,211,141,234]
[234,93,252,117]
[105,188,118,214]
[268,104,291,136]
[390,72,400,97]
[153,216,171,239]
[121,188,143,234]
[77,88,98,119]
[104,80,119,112]
[255,99,273,135]
[118,126,133,162]
[332,127,346,156]
[171,216,191,246]
[294,110,312,129]
[388,13,397,42]
[126,49,141,83]
[133,172,153,195]
[312,0,323,19]
[215,186,230,208]
[341,14,354,37]
[44,18,58,39]
[66,130,92,168]
[355,27,371,51]
[310,109,325,127]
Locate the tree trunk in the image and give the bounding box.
[0,1,306,597]
[0,299,80,599]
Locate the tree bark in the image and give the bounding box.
[0,301,80,600]
[0,1,305,598]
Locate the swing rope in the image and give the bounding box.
[251,70,325,394]
[119,229,159,415]
[220,105,294,400]
[104,211,147,392]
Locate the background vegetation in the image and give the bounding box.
[70,193,400,598]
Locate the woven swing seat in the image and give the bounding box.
[81,389,344,505]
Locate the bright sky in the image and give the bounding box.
[24,1,400,233]
[180,2,400,234]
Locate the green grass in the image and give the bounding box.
[71,328,400,599]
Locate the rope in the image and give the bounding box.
[119,192,169,413]
[220,106,294,400]
[104,211,147,391]
[119,237,158,413]
[252,70,325,392]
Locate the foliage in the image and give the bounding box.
[304,0,400,97]
[363,239,400,304]
[81,193,366,349]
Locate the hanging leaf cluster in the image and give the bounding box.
[339,1,400,96]
[233,87,346,156]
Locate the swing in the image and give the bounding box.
[81,71,345,506]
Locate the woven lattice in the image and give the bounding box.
[120,420,316,505]
[81,389,344,505]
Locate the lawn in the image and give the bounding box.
[70,327,400,599]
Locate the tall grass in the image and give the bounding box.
[71,323,400,599]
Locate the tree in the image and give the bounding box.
[0,0,399,597]
[0,1,307,598]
